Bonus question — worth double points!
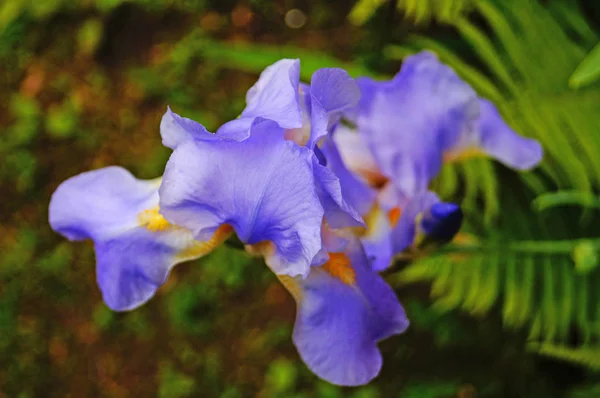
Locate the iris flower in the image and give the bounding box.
[48,167,233,311]
[158,61,409,385]
[49,59,409,386]
[322,51,542,269]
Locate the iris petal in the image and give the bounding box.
[476,99,543,170]
[49,167,158,241]
[285,238,408,386]
[160,116,324,277]
[217,59,303,140]
[307,68,361,148]
[313,157,364,229]
[160,107,214,150]
[49,167,230,311]
[355,51,479,197]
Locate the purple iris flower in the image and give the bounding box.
[158,60,408,385]
[322,51,541,270]
[48,167,232,311]
[351,51,543,193]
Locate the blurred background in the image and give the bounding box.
[2,0,600,397]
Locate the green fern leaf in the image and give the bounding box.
[533,191,600,212]
[528,343,600,371]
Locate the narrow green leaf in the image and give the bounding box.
[570,43,600,89]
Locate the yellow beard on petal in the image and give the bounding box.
[177,224,233,259]
[323,252,356,285]
[138,206,172,232]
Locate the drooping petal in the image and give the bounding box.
[445,99,542,170]
[354,51,480,197]
[96,223,231,311]
[49,167,159,241]
[49,167,231,311]
[307,68,361,148]
[282,238,408,386]
[217,59,303,140]
[160,117,323,277]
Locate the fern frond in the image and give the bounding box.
[533,191,600,212]
[349,0,474,26]
[528,343,600,371]
[395,234,600,348]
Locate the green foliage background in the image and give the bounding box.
[2,0,600,396]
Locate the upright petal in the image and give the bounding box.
[282,238,408,386]
[307,68,361,148]
[217,59,303,140]
[160,116,323,277]
[354,51,480,197]
[49,167,231,311]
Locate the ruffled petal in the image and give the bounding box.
[217,59,303,140]
[49,166,231,311]
[307,68,361,148]
[282,238,408,386]
[160,116,323,277]
[49,167,158,241]
[355,51,480,196]
[160,107,216,149]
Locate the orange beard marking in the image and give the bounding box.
[387,207,402,228]
[322,252,356,285]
